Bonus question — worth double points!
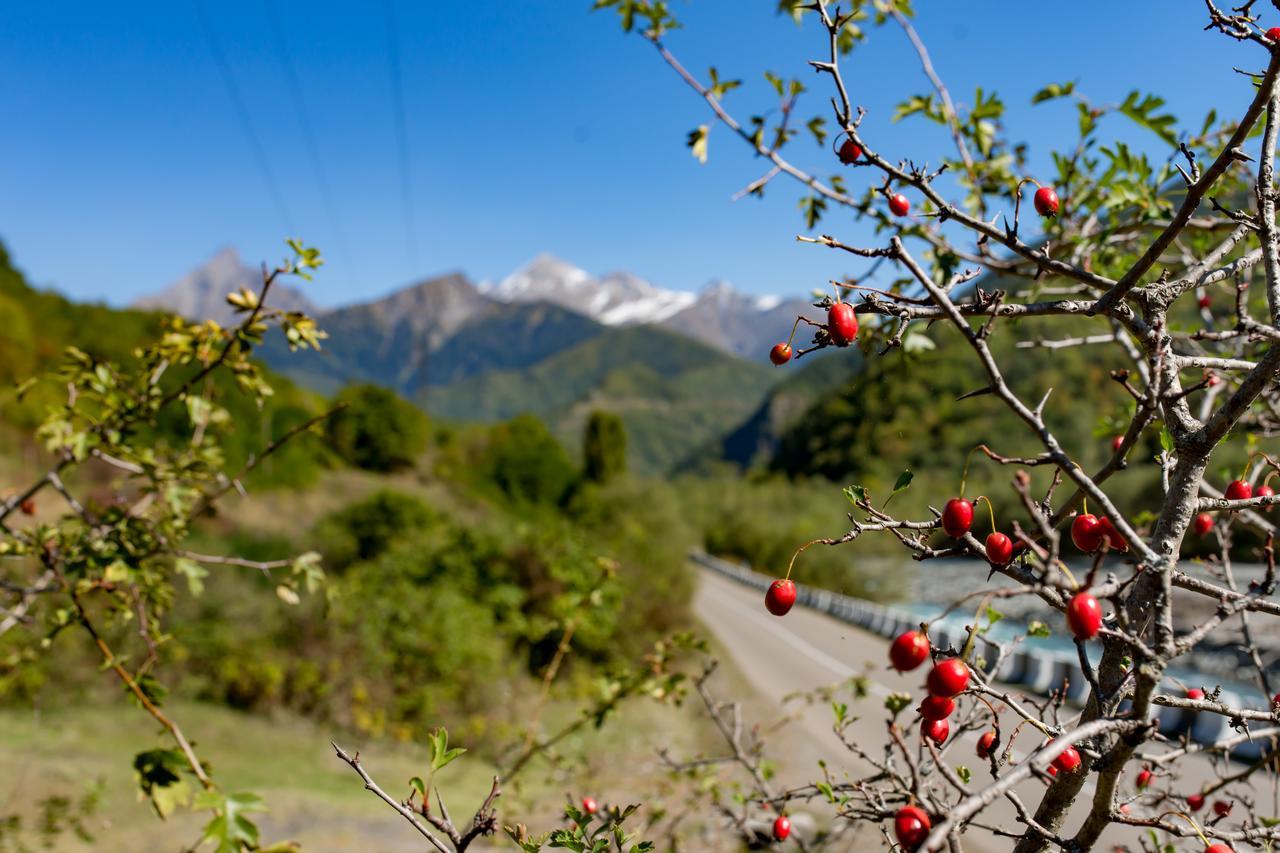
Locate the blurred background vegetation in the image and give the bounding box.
[0,234,1260,847]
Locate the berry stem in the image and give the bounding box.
[784,538,823,581]
[975,495,997,533]
[958,445,984,498]
[784,315,803,350]
[1057,560,1080,591]
[1155,811,1208,846]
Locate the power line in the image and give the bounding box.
[381,0,419,275]
[193,0,294,234]
[262,0,357,279]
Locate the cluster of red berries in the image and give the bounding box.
[767,147,1062,366]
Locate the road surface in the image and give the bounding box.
[693,567,1233,851]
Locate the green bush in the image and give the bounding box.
[315,490,439,571]
[326,384,428,471]
[477,414,576,505]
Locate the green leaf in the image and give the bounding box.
[799,194,826,229]
[843,484,868,505]
[686,125,709,164]
[885,692,912,715]
[806,116,827,146]
[764,70,784,96]
[133,749,191,818]
[707,67,741,101]
[956,765,972,784]
[1027,621,1051,638]
[891,470,914,494]
[196,791,265,853]
[1159,426,1174,454]
[1118,90,1179,148]
[1032,81,1076,104]
[428,728,467,773]
[174,557,208,596]
[409,776,426,800]
[902,330,936,352]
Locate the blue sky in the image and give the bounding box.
[0,2,1262,307]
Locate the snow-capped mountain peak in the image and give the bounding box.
[490,254,694,326]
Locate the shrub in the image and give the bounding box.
[326,384,428,471]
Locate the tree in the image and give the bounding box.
[328,0,1280,846]
[326,384,428,472]
[479,414,577,505]
[582,410,628,484]
[0,241,329,849]
[525,2,1279,851]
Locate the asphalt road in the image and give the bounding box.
[692,567,1237,851]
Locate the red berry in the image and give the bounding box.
[1052,744,1082,774]
[1066,591,1103,640]
[1198,294,1212,309]
[1207,373,1222,387]
[1272,691,1280,707]
[894,805,931,851]
[1034,186,1060,217]
[926,658,970,698]
[1136,768,1152,789]
[918,695,955,721]
[19,498,35,516]
[1225,479,1253,502]
[890,631,931,672]
[942,498,974,538]
[1257,483,1275,511]
[1187,687,1205,701]
[1268,26,1280,41]
[1046,764,1058,777]
[827,302,858,347]
[769,343,793,365]
[985,532,1014,565]
[1111,435,1124,453]
[1097,517,1128,552]
[888,193,910,217]
[1194,513,1214,536]
[922,717,950,746]
[1071,513,1103,552]
[976,730,998,758]
[764,579,797,616]
[1213,800,1232,817]
[1206,845,1234,853]
[1187,793,1205,811]
[837,138,862,165]
[772,815,791,841]
[582,796,598,814]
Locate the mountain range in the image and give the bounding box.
[134,249,836,473]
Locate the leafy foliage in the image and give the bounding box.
[582,410,628,484]
[325,384,428,472]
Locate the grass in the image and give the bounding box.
[0,668,732,853]
[0,700,484,851]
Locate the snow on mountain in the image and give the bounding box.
[661,279,813,360]
[140,248,808,363]
[490,254,695,326]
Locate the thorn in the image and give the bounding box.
[957,385,996,401]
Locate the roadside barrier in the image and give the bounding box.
[693,550,1272,760]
